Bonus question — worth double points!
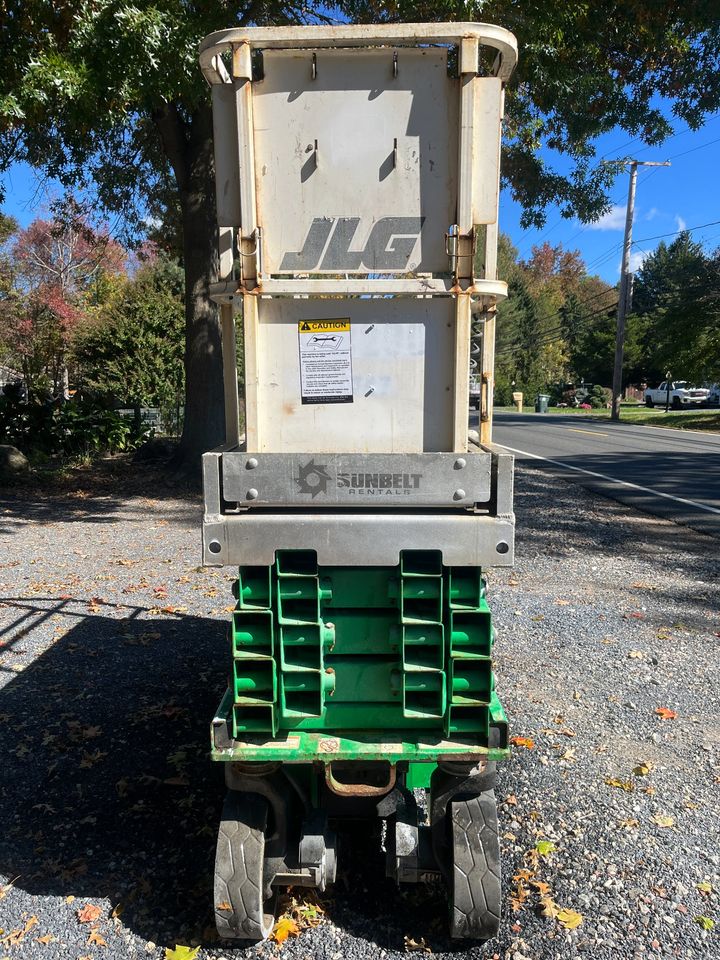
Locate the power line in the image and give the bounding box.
[514,114,720,257]
[632,219,720,245]
[496,301,619,357]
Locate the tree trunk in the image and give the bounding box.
[179,108,225,467]
[153,102,225,472]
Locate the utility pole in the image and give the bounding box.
[605,159,671,421]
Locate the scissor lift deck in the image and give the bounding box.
[200,22,517,942]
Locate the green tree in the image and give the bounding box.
[73,255,186,428]
[2,2,719,461]
[631,233,720,384]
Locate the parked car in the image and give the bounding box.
[469,373,481,410]
[644,381,709,409]
[706,384,720,407]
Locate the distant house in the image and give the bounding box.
[0,365,23,390]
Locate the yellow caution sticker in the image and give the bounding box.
[298,320,350,333]
[297,318,353,404]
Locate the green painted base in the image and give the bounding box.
[228,550,508,749]
[211,686,511,763]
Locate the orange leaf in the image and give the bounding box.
[530,879,552,896]
[36,934,56,945]
[655,707,678,720]
[88,929,107,947]
[1,916,38,945]
[510,736,535,750]
[77,904,103,924]
[271,917,300,944]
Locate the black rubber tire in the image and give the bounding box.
[449,790,501,940]
[672,396,681,410]
[214,791,277,941]
[645,398,654,407]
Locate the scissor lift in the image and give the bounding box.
[199,22,517,941]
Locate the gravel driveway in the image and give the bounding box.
[1,462,718,960]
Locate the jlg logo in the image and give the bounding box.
[280,217,424,271]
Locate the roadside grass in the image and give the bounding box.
[494,405,720,432]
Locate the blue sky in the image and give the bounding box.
[501,113,720,282]
[2,112,719,286]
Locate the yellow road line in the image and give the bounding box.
[566,427,609,437]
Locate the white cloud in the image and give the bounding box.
[587,205,627,231]
[675,214,687,232]
[645,207,660,221]
[629,250,650,272]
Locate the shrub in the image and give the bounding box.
[0,390,151,458]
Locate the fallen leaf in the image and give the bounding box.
[697,882,714,895]
[36,933,56,944]
[559,748,577,762]
[77,904,103,924]
[216,902,232,912]
[556,908,583,930]
[530,880,552,896]
[655,707,678,720]
[618,818,640,829]
[694,916,715,931]
[271,917,300,944]
[88,929,107,947]
[79,750,107,769]
[404,935,432,953]
[651,814,675,828]
[510,736,535,750]
[1,915,38,945]
[0,876,19,900]
[628,650,644,659]
[504,795,518,806]
[165,947,200,960]
[538,895,559,919]
[535,840,556,857]
[633,761,655,777]
[605,777,634,792]
[65,895,76,904]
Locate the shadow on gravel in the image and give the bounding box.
[0,494,199,537]
[0,457,201,536]
[0,604,500,955]
[0,609,228,946]
[515,465,717,561]
[328,828,471,955]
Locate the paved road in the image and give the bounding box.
[481,411,720,538]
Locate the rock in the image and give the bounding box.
[0,444,29,476]
[133,436,177,462]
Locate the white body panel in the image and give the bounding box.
[244,297,455,453]
[252,48,458,275]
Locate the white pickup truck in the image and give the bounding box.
[644,381,709,408]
